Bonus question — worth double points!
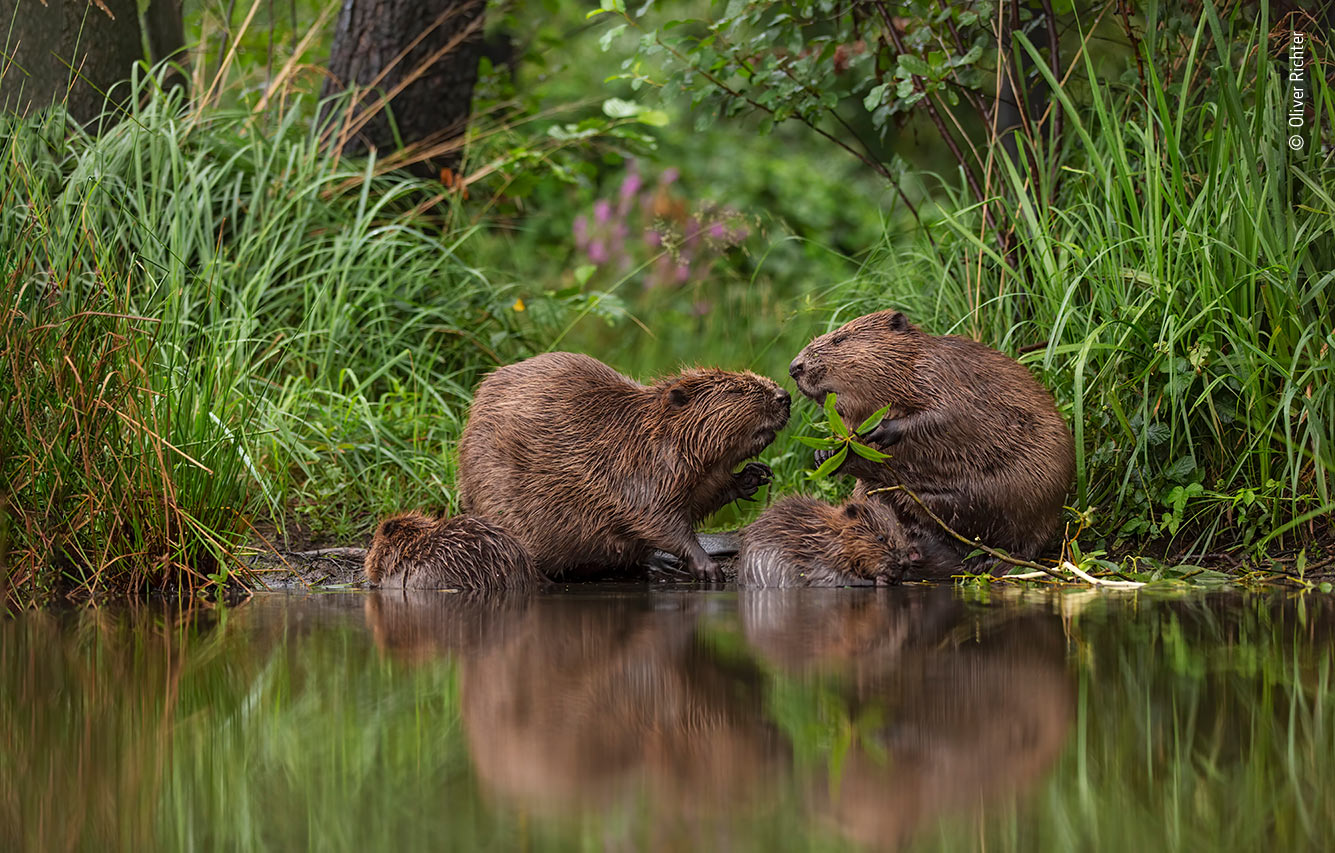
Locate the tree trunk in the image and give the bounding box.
[143,0,188,92]
[322,0,485,177]
[0,0,143,130]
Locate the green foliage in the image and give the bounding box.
[0,69,530,605]
[793,393,893,479]
[802,6,1334,557]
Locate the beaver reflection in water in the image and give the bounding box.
[363,588,1072,847]
[456,597,789,820]
[741,588,1074,848]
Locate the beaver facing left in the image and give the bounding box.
[364,511,543,592]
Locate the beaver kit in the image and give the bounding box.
[737,496,949,587]
[457,352,791,581]
[364,511,543,592]
[790,310,1075,568]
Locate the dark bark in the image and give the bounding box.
[143,0,187,95]
[143,0,186,66]
[0,0,143,130]
[322,0,485,176]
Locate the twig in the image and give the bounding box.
[1063,560,1144,588]
[867,484,1067,580]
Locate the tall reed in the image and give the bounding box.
[846,6,1333,556]
[0,67,525,605]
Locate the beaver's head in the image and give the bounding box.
[365,511,436,584]
[652,368,790,469]
[837,499,916,586]
[789,310,928,428]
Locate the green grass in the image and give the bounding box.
[840,6,1333,556]
[2,3,1330,605]
[0,70,529,605]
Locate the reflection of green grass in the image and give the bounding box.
[920,595,1335,850]
[2,593,1334,849]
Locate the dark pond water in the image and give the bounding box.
[3,585,1333,851]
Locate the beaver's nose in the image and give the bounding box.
[788,358,805,379]
[776,388,791,408]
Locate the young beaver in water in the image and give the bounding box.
[737,496,949,587]
[364,511,542,591]
[457,352,791,581]
[789,311,1075,570]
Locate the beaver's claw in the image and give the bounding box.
[734,462,773,499]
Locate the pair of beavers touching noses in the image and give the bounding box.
[364,310,1076,590]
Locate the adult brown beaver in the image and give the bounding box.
[364,511,542,591]
[789,310,1075,568]
[737,496,952,587]
[457,352,791,581]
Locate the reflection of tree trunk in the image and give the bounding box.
[322,0,485,177]
[0,0,143,129]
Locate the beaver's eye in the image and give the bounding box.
[832,333,849,346]
[875,534,887,543]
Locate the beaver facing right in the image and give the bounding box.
[457,352,791,581]
[737,496,949,587]
[790,310,1075,567]
[364,511,542,592]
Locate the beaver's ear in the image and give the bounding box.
[886,311,909,332]
[844,503,862,519]
[668,386,690,407]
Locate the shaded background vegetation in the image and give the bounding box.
[0,0,1331,605]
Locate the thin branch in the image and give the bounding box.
[872,1,989,214]
[867,484,1068,580]
[645,25,926,225]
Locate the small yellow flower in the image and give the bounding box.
[512,298,525,312]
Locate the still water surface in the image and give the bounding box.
[3,586,1333,851]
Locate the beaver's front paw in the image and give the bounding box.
[689,555,724,583]
[861,417,905,447]
[734,462,773,499]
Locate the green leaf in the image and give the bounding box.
[899,54,931,77]
[794,434,839,449]
[862,82,888,111]
[602,97,643,118]
[855,403,892,435]
[848,441,891,462]
[637,109,670,126]
[812,445,848,478]
[598,23,627,50]
[823,392,848,438]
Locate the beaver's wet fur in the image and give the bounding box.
[737,496,955,587]
[790,310,1075,570]
[457,352,790,581]
[364,511,541,591]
